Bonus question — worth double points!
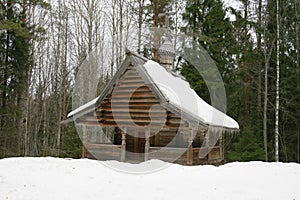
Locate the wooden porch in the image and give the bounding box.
[83,143,224,165]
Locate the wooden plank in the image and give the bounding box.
[121,129,126,162]
[149,147,186,162]
[114,82,145,87]
[109,103,160,107]
[117,79,145,84]
[192,147,221,160]
[108,92,155,98]
[77,121,184,128]
[99,116,166,122]
[113,88,152,94]
[115,85,149,90]
[97,112,166,118]
[108,99,160,103]
[145,128,150,161]
[86,143,121,149]
[93,113,180,120]
[187,128,193,165]
[97,107,166,113]
[82,146,87,158]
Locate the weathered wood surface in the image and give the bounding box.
[85,143,121,161]
[85,143,222,165]
[76,66,189,131]
[192,146,221,163]
[149,147,187,162]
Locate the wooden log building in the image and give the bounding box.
[63,48,239,165]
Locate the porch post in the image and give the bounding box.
[220,132,224,160]
[187,127,193,165]
[205,129,210,161]
[145,127,150,161]
[82,125,87,158]
[121,128,126,162]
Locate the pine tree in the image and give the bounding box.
[181,0,236,105]
[0,0,49,157]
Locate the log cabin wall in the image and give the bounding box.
[75,61,223,165]
[77,64,190,146]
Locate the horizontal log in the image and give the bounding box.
[88,151,120,160]
[117,79,145,84]
[99,118,167,124]
[109,92,154,98]
[82,116,184,125]
[100,115,166,121]
[96,111,167,117]
[99,103,161,109]
[125,73,140,77]
[115,85,151,91]
[108,102,160,107]
[109,96,158,100]
[159,132,177,137]
[192,146,221,152]
[76,121,183,128]
[97,107,166,113]
[119,76,143,81]
[86,143,121,149]
[114,82,145,88]
[107,99,160,103]
[113,87,151,94]
[149,147,187,161]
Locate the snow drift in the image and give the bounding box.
[0,157,299,200]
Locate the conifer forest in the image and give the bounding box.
[0,0,299,163]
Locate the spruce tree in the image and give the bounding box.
[0,0,49,157]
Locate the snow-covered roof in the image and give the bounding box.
[67,97,98,118]
[66,53,239,130]
[144,61,239,129]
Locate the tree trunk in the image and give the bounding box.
[137,0,144,54]
[243,0,249,114]
[257,0,262,113]
[153,0,159,62]
[263,51,269,162]
[275,0,280,162]
[295,0,300,164]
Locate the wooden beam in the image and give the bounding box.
[97,112,166,118]
[97,107,166,113]
[145,127,150,161]
[187,127,194,165]
[205,129,210,161]
[82,125,87,158]
[108,99,160,103]
[121,128,126,162]
[220,133,224,161]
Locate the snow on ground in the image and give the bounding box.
[0,157,299,200]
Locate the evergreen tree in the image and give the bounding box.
[181,0,236,104]
[0,0,49,157]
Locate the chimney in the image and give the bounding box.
[158,37,176,72]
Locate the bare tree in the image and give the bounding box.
[296,0,300,163]
[275,0,280,162]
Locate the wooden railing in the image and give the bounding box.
[84,143,222,165]
[85,143,121,161]
[193,146,221,162]
[149,147,187,163]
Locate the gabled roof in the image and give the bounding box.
[65,50,239,132]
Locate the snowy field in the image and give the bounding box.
[0,157,299,200]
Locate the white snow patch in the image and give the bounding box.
[68,97,98,118]
[144,61,239,129]
[222,0,244,21]
[0,157,299,200]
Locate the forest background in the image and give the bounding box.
[0,0,299,163]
